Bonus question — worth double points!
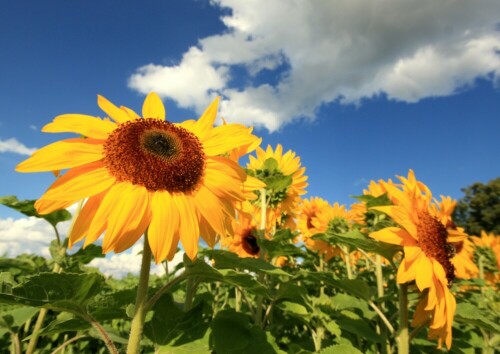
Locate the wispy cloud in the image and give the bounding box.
[129,0,500,131]
[0,138,37,155]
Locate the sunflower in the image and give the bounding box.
[452,238,479,280]
[369,170,467,349]
[297,199,350,261]
[246,144,308,230]
[349,178,395,225]
[17,93,260,262]
[221,211,260,258]
[471,231,500,285]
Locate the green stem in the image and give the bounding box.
[184,277,197,311]
[375,254,391,354]
[11,332,21,354]
[235,287,241,312]
[255,188,267,326]
[342,246,353,279]
[126,234,152,354]
[398,283,409,354]
[145,273,187,311]
[83,313,118,354]
[50,334,87,354]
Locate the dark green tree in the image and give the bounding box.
[454,177,500,235]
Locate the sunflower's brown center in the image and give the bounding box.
[306,216,314,230]
[416,211,455,286]
[241,229,260,256]
[103,118,205,193]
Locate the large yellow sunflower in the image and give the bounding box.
[16,93,260,262]
[369,170,467,349]
[246,144,308,230]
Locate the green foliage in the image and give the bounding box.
[0,195,71,227]
[454,177,500,235]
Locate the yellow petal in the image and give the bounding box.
[173,195,199,260]
[371,205,417,238]
[40,162,115,202]
[369,227,416,246]
[149,191,179,263]
[203,157,246,201]
[98,95,134,124]
[415,255,433,291]
[193,186,231,236]
[101,183,151,253]
[42,114,116,139]
[34,199,75,215]
[202,124,259,156]
[120,106,140,120]
[194,97,219,136]
[142,92,165,120]
[69,190,108,247]
[16,138,103,172]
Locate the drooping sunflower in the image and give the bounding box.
[369,170,467,349]
[221,210,260,259]
[246,144,308,230]
[17,93,260,262]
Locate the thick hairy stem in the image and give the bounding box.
[398,283,409,354]
[126,235,152,354]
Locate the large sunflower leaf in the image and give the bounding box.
[210,310,276,354]
[0,272,104,315]
[455,303,500,333]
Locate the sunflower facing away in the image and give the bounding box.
[369,170,468,349]
[246,144,308,230]
[16,93,260,262]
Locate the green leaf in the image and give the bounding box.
[39,313,90,336]
[319,344,363,354]
[330,293,375,319]
[0,195,71,227]
[259,238,305,259]
[323,229,401,263]
[455,303,500,333]
[157,331,211,354]
[0,306,38,332]
[265,174,293,193]
[0,272,104,315]
[263,158,279,172]
[205,249,290,277]
[211,310,276,354]
[337,311,383,343]
[0,258,37,274]
[300,271,375,300]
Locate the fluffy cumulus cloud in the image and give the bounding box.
[128,0,500,131]
[0,214,183,279]
[0,138,37,155]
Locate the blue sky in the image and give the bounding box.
[1,0,499,267]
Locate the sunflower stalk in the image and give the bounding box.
[255,188,267,326]
[126,233,152,354]
[397,283,409,354]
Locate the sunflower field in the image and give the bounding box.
[0,94,499,354]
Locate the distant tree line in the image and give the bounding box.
[454,177,500,235]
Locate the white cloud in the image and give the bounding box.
[128,0,500,131]
[0,138,37,155]
[88,243,184,279]
[0,216,71,258]
[0,213,184,279]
